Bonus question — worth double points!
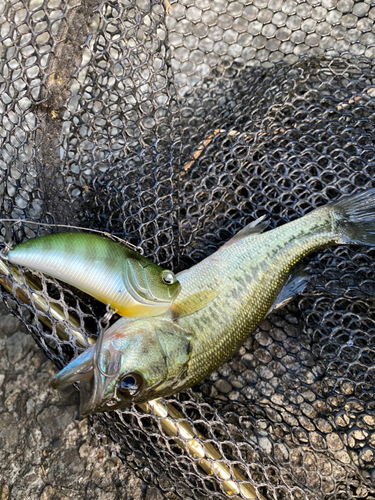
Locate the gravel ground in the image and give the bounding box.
[0,302,163,500]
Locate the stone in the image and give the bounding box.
[0,412,19,451]
[0,483,10,500]
[1,314,23,336]
[37,405,76,442]
[6,331,34,364]
[48,449,86,487]
[214,378,232,394]
[145,487,165,500]
[327,433,344,452]
[40,486,69,500]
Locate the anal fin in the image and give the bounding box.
[267,263,309,315]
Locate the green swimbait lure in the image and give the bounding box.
[5,232,180,317]
[53,189,375,415]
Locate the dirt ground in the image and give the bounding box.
[0,302,164,500]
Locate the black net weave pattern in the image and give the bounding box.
[1,1,375,499]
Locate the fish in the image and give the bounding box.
[52,189,375,415]
[5,232,180,317]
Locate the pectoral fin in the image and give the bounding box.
[171,289,218,318]
[155,319,193,385]
[222,216,269,248]
[268,263,309,314]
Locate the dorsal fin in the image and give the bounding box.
[222,216,269,248]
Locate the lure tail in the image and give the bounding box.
[328,188,375,246]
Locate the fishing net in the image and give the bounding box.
[1,0,375,498]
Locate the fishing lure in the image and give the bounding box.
[3,231,180,317]
[53,189,375,415]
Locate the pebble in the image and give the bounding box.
[228,390,242,401]
[0,413,19,452]
[40,486,69,500]
[1,314,22,336]
[37,405,76,442]
[0,484,10,500]
[214,378,232,394]
[242,353,256,369]
[48,449,86,487]
[327,433,344,452]
[6,331,34,364]
[255,331,273,346]
[228,374,245,389]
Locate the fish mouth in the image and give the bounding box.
[78,372,119,416]
[52,344,123,416]
[52,348,94,390]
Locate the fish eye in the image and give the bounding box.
[162,270,176,285]
[118,372,143,397]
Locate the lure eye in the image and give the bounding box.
[162,270,176,285]
[118,372,143,397]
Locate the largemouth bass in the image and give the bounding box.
[5,232,180,317]
[53,190,375,415]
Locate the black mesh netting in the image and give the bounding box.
[1,0,375,499]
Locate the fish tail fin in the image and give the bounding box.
[330,188,375,245]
